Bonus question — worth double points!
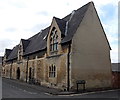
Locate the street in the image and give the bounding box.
[0,77,2,100]
[2,78,120,99]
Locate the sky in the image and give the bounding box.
[0,0,118,63]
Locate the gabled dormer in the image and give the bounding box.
[21,39,30,52]
[4,49,12,60]
[3,49,12,64]
[18,40,23,61]
[18,39,30,61]
[47,17,66,56]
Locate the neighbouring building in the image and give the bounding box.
[112,63,120,88]
[2,2,112,91]
[0,57,3,77]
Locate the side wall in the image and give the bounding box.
[70,3,112,90]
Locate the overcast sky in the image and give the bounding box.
[0,0,118,63]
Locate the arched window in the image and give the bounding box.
[50,27,58,52]
[49,64,56,77]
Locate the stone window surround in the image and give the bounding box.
[49,64,56,78]
[18,42,23,61]
[50,27,59,53]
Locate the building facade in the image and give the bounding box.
[0,57,3,77]
[112,63,120,88]
[2,2,112,91]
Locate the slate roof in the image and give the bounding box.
[61,2,90,43]
[5,49,12,58]
[24,27,50,56]
[23,1,91,57]
[21,39,30,52]
[6,2,111,61]
[7,45,19,60]
[112,63,120,72]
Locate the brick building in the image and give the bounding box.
[112,63,120,88]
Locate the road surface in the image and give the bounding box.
[2,78,120,99]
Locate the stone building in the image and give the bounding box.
[112,63,120,88]
[2,2,112,91]
[0,57,3,77]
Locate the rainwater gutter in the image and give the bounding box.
[67,41,71,91]
[26,56,29,83]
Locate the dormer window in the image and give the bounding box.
[18,44,23,61]
[50,27,58,53]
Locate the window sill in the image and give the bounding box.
[49,50,59,56]
[49,77,56,78]
[50,50,58,53]
[46,54,62,58]
[17,61,23,64]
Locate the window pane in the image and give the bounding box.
[49,72,51,77]
[54,66,56,71]
[56,43,58,50]
[49,66,51,72]
[52,65,53,71]
[50,45,52,51]
[53,44,56,51]
[50,38,52,43]
[54,72,55,77]
[51,45,53,51]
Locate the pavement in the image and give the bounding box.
[0,77,2,99]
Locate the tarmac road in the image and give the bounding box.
[2,78,120,99]
[0,77,2,99]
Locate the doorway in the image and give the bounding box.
[29,67,32,80]
[29,67,35,84]
[17,67,20,80]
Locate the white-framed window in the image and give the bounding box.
[49,64,56,78]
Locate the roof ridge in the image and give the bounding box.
[75,1,92,11]
[21,38,29,41]
[62,2,92,21]
[27,2,92,42]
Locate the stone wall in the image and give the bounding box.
[70,3,112,90]
[3,45,68,90]
[43,53,67,90]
